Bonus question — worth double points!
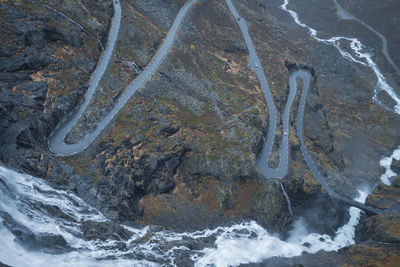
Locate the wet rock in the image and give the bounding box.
[0,210,71,253]
[80,220,133,241]
[356,182,400,244]
[391,159,400,174]
[171,249,195,267]
[0,177,13,199]
[35,233,70,251]
[0,210,36,245]
[356,212,400,244]
[392,175,400,187]
[181,235,217,251]
[365,183,400,210]
[377,90,397,110]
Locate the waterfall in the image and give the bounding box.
[280,182,294,216]
[0,165,368,266]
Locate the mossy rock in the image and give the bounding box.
[366,183,400,210]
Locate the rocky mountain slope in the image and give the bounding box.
[1,0,399,265]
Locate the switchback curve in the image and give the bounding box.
[48,0,197,156]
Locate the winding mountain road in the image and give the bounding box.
[48,0,122,156]
[293,70,382,214]
[281,0,400,114]
[280,0,400,214]
[48,0,197,156]
[228,0,383,214]
[46,0,389,215]
[226,0,292,179]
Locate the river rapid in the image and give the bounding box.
[1,0,400,266]
[281,0,400,188]
[0,165,367,266]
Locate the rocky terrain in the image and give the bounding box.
[0,0,111,173]
[1,0,399,265]
[244,171,400,266]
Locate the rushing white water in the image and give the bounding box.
[379,145,400,185]
[281,182,294,215]
[194,191,367,267]
[281,0,400,190]
[3,0,396,266]
[0,165,368,266]
[333,0,400,77]
[281,0,400,114]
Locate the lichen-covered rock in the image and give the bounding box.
[365,183,400,210]
[392,175,400,188]
[356,183,400,244]
[243,244,400,267]
[1,1,399,251]
[356,213,400,244]
[0,0,111,174]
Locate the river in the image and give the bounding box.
[0,165,367,266]
[2,0,399,265]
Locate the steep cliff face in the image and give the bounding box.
[356,177,400,245]
[0,0,111,171]
[259,0,400,196]
[250,176,400,266]
[0,0,292,233]
[62,0,293,233]
[0,0,399,253]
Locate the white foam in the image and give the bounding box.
[281,0,400,191]
[0,166,155,266]
[0,225,152,267]
[0,166,370,266]
[193,190,368,267]
[380,145,400,184]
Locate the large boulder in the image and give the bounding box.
[391,159,400,174]
[356,183,400,244]
[0,211,71,253]
[80,220,133,241]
